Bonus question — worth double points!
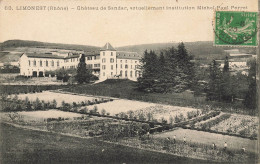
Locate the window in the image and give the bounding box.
[120,60,122,63]
[131,65,132,69]
[102,65,106,70]
[40,60,42,67]
[120,64,122,69]
[111,65,113,70]
[28,60,31,66]
[130,71,133,77]
[52,60,54,67]
[120,70,122,76]
[110,58,114,63]
[57,61,60,67]
[46,61,48,67]
[135,71,138,77]
[102,58,106,63]
[125,64,128,69]
[87,56,92,60]
[71,59,72,62]
[111,52,113,56]
[135,61,137,63]
[94,64,100,67]
[125,71,128,77]
[125,60,127,63]
[33,60,36,66]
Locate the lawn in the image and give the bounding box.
[63,79,252,115]
[153,128,258,153]
[0,123,209,164]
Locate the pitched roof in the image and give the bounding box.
[24,53,80,59]
[24,53,64,59]
[116,51,141,60]
[100,43,116,51]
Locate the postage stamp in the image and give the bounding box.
[214,11,258,47]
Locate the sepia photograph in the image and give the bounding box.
[0,0,259,163]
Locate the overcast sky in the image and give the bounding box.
[0,0,257,47]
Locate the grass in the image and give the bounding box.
[63,79,254,115]
[0,122,209,164]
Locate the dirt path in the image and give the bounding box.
[153,128,258,153]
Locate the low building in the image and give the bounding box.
[19,43,141,81]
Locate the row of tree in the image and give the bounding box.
[137,43,195,93]
[206,57,257,109]
[137,42,257,110]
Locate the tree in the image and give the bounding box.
[176,42,195,89]
[206,60,222,101]
[243,59,257,110]
[75,54,92,84]
[137,50,158,92]
[101,109,106,116]
[127,110,134,119]
[221,56,234,102]
[51,99,57,109]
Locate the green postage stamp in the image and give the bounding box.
[214,11,258,47]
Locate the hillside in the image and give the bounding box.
[0,40,256,63]
[117,41,256,60]
[0,40,101,63]
[0,40,100,52]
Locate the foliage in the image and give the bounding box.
[75,54,92,84]
[137,43,195,93]
[243,58,257,110]
[206,60,223,101]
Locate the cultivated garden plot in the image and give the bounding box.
[131,105,201,123]
[17,110,84,121]
[86,99,157,115]
[11,91,97,107]
[210,114,258,138]
[194,113,258,138]
[153,128,258,153]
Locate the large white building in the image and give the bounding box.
[19,43,141,81]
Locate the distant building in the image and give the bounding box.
[19,43,141,81]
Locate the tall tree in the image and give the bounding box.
[137,50,158,92]
[206,60,223,101]
[221,56,233,102]
[75,54,91,84]
[243,59,257,110]
[176,42,195,89]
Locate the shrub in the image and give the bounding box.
[51,99,57,108]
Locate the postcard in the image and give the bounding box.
[0,0,258,163]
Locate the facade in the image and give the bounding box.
[19,43,141,81]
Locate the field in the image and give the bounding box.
[0,123,208,164]
[12,91,98,107]
[194,113,258,138]
[153,128,258,153]
[17,110,83,121]
[210,114,258,138]
[86,99,156,115]
[63,79,253,115]
[130,105,201,123]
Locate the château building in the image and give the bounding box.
[19,43,141,81]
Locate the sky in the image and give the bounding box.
[0,0,258,47]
